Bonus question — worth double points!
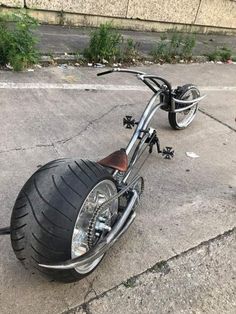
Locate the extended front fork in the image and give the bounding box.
[124,114,175,160]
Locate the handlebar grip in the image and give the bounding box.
[97,70,114,76]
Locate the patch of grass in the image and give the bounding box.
[84,22,123,63]
[0,12,39,71]
[151,260,171,275]
[181,34,196,59]
[207,47,232,62]
[151,31,196,63]
[84,22,140,64]
[121,38,140,62]
[123,277,137,288]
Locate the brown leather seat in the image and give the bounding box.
[98,149,128,172]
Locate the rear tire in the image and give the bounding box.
[10,158,117,283]
[168,84,200,130]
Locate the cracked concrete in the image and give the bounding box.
[0,103,135,155]
[199,108,236,133]
[0,64,235,314]
[70,227,236,314]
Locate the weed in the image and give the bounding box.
[181,34,196,59]
[0,12,39,71]
[207,47,232,62]
[151,40,169,62]
[84,23,141,64]
[170,32,183,58]
[151,31,196,63]
[58,10,65,26]
[151,260,171,275]
[123,277,137,288]
[84,22,122,63]
[160,33,167,41]
[232,55,236,62]
[122,38,140,62]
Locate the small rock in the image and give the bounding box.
[113,63,118,67]
[94,63,105,68]
[75,63,80,67]
[58,64,68,69]
[144,60,154,65]
[186,152,200,158]
[87,63,93,67]
[27,69,34,72]
[6,64,13,70]
[216,61,223,64]
[35,64,42,69]
[102,59,108,64]
[180,59,184,63]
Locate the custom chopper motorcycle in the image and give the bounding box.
[0,68,205,282]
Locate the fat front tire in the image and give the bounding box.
[10,158,116,283]
[168,84,200,130]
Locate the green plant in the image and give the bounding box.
[169,32,183,58]
[150,31,196,63]
[123,277,137,288]
[160,33,167,41]
[84,22,123,63]
[151,40,170,62]
[207,47,232,62]
[219,47,232,62]
[121,38,140,62]
[181,34,196,59]
[0,12,39,71]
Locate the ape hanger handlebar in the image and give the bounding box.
[97,68,172,94]
[97,68,206,109]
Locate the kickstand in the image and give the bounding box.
[0,227,11,235]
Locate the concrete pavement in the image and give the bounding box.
[0,63,235,314]
[74,229,236,314]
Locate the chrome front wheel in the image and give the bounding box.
[168,85,200,130]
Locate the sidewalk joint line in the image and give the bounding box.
[199,109,236,132]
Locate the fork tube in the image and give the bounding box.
[125,91,161,155]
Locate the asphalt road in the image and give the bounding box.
[0,63,235,314]
[35,25,236,56]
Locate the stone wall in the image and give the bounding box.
[0,0,236,33]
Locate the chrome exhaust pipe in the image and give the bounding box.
[39,190,138,270]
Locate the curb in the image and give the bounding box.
[39,54,209,67]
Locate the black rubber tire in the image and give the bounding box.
[168,84,200,130]
[10,158,115,283]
